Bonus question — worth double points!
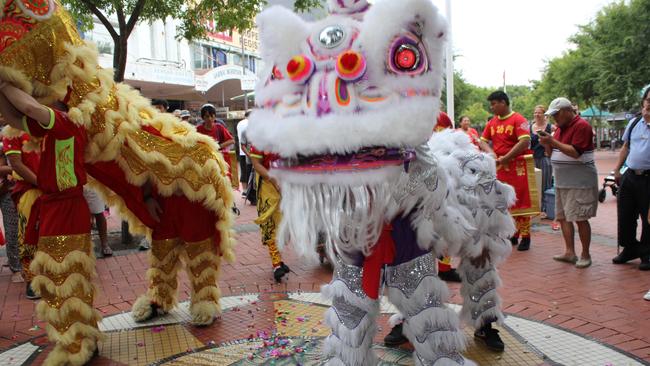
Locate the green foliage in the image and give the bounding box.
[534,0,650,111]
[461,102,491,130]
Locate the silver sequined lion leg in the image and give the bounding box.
[458,255,505,331]
[321,257,379,366]
[386,254,475,366]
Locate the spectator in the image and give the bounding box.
[482,91,533,251]
[457,115,480,147]
[540,97,598,268]
[151,99,168,113]
[197,104,235,181]
[237,112,253,193]
[530,105,553,217]
[0,140,21,283]
[612,87,650,271]
[179,110,191,122]
[172,109,181,118]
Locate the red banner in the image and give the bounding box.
[497,154,539,217]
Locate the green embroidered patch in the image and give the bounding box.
[55,137,77,191]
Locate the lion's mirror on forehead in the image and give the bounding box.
[319,25,346,49]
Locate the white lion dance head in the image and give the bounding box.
[247,0,448,261]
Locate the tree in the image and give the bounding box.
[534,0,650,112]
[63,0,321,82]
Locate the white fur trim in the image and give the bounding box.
[256,6,310,68]
[248,97,436,157]
[388,313,404,327]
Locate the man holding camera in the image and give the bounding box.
[540,97,598,268]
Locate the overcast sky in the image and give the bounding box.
[431,0,617,87]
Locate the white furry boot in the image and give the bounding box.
[321,258,379,366]
[386,254,475,366]
[458,259,504,330]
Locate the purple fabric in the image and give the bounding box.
[389,212,429,265]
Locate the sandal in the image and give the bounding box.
[553,254,578,264]
[551,222,560,231]
[102,246,113,257]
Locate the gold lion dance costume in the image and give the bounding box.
[0,1,235,364]
[247,1,517,364]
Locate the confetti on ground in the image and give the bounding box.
[151,325,165,333]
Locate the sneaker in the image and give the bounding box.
[384,323,409,346]
[143,303,162,322]
[510,237,519,246]
[474,324,504,352]
[517,237,531,251]
[11,272,24,283]
[273,265,288,283]
[612,247,639,264]
[138,238,151,251]
[644,290,650,301]
[25,283,40,300]
[438,268,462,283]
[639,256,650,271]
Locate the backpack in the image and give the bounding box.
[626,116,643,149]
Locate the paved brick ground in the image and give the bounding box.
[1,150,649,363]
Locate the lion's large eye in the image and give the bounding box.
[387,34,428,75]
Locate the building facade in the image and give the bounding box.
[82,15,263,119]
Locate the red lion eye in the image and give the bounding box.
[395,46,418,70]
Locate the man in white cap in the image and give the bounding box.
[539,97,598,268]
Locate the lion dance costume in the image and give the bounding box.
[0,1,235,365]
[247,1,516,364]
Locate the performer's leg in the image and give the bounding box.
[17,189,41,293]
[132,239,182,321]
[458,258,505,352]
[437,255,461,282]
[30,234,103,366]
[0,193,21,273]
[322,256,379,365]
[183,238,221,326]
[386,253,471,366]
[255,178,289,282]
[515,216,531,251]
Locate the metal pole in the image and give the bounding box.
[445,0,454,126]
[241,31,249,111]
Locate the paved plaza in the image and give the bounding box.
[0,150,648,365]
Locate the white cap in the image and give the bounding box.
[545,97,573,116]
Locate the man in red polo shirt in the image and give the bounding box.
[540,97,598,268]
[0,80,101,365]
[481,91,535,251]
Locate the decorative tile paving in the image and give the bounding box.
[505,316,645,366]
[7,292,647,365]
[99,294,259,332]
[0,342,39,365]
[288,292,399,314]
[98,324,203,366]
